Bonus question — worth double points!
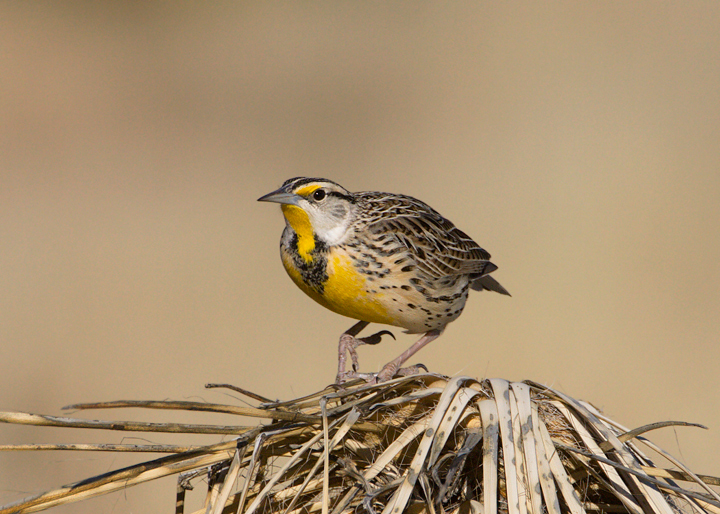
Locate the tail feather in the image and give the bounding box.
[471,274,511,296]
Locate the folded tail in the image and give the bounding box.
[471,274,511,296]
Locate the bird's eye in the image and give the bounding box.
[312,189,326,201]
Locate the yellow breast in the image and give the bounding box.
[281,247,399,327]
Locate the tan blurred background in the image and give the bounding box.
[1,2,719,512]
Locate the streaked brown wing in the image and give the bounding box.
[360,193,493,280]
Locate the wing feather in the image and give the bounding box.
[359,192,494,281]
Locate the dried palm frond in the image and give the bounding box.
[1,374,718,514]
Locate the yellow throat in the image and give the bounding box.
[281,204,315,263]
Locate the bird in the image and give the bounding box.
[258,177,509,383]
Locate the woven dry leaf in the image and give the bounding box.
[1,374,718,514]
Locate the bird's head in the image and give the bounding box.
[258,177,357,246]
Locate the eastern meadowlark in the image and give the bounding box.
[258,177,509,383]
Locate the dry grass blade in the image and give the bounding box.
[605,421,707,449]
[0,410,253,435]
[321,398,331,514]
[64,400,320,423]
[0,443,201,453]
[210,446,245,514]
[642,468,720,488]
[509,386,531,514]
[535,405,587,514]
[530,404,562,514]
[510,382,543,514]
[205,383,275,404]
[489,378,524,514]
[1,374,718,514]
[478,399,499,514]
[235,432,268,514]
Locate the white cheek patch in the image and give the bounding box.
[306,204,351,246]
[323,224,349,245]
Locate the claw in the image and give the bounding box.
[396,363,429,376]
[358,330,395,346]
[336,322,397,384]
[374,329,442,383]
[377,362,430,382]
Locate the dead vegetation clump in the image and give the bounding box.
[1,374,718,514]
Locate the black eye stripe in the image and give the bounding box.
[305,190,354,203]
[327,191,355,203]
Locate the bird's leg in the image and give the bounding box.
[336,321,395,384]
[375,329,443,383]
[337,321,368,383]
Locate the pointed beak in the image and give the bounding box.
[257,188,301,206]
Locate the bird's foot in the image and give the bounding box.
[335,370,379,385]
[396,363,429,377]
[336,363,427,386]
[376,362,429,383]
[335,329,395,384]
